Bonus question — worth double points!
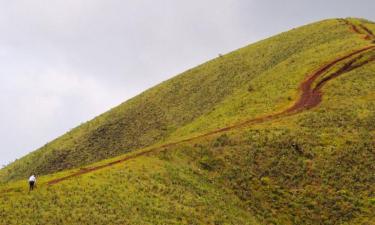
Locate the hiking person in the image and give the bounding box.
[28,174,36,192]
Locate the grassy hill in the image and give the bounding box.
[0,18,374,224]
[0,17,371,182]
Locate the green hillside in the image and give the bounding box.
[1,18,373,182]
[0,18,375,224]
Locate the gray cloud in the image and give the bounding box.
[0,0,374,166]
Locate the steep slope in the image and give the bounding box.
[0,17,375,225]
[1,18,373,182]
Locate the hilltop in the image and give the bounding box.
[0,18,374,224]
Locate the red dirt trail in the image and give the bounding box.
[2,20,374,190]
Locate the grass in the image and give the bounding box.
[0,17,374,224]
[0,154,258,225]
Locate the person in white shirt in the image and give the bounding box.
[28,174,36,192]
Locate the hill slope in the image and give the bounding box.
[1,17,374,182]
[0,17,374,224]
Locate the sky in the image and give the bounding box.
[0,0,374,166]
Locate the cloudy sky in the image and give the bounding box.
[0,0,374,166]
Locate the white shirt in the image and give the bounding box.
[29,175,36,182]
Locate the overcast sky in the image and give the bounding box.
[0,0,374,166]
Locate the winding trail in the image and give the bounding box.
[2,20,374,189]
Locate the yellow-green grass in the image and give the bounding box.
[0,150,259,225]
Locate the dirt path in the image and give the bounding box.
[360,24,375,40]
[341,19,375,40]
